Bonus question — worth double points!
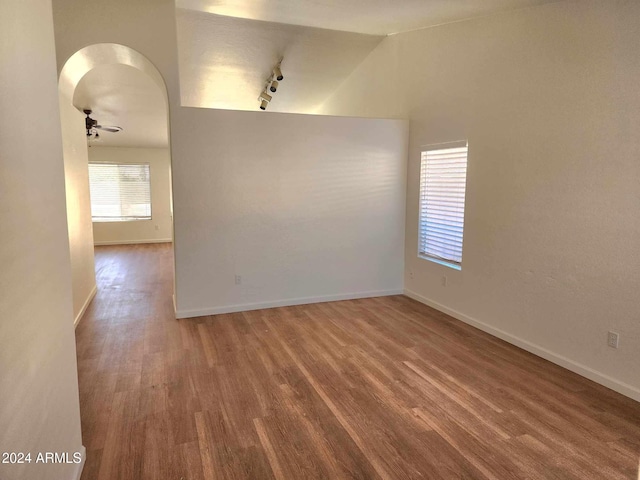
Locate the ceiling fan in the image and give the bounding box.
[83,109,123,139]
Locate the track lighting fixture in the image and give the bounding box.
[257,58,284,110]
[259,91,272,103]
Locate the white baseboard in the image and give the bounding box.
[70,445,86,480]
[74,286,97,329]
[94,238,172,246]
[175,289,404,319]
[404,289,640,403]
[172,294,177,317]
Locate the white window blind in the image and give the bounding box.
[418,142,468,269]
[88,163,151,222]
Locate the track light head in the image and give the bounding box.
[259,91,272,102]
[274,66,283,81]
[270,80,279,93]
[258,90,272,110]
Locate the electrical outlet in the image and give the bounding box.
[234,275,242,285]
[409,269,414,280]
[441,275,447,287]
[154,224,159,231]
[607,331,619,349]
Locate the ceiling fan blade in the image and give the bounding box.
[95,125,123,133]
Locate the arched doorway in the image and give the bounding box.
[58,43,174,325]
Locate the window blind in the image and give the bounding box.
[418,142,468,268]
[88,163,151,222]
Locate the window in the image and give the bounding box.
[88,163,151,222]
[418,141,468,270]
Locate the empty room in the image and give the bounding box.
[1,0,639,479]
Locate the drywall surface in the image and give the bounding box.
[171,108,407,316]
[0,0,84,479]
[89,147,173,245]
[324,0,640,398]
[175,9,382,113]
[320,34,407,119]
[59,94,97,325]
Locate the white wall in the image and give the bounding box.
[323,0,640,400]
[0,1,84,480]
[172,108,407,317]
[89,147,173,245]
[59,94,97,325]
[319,33,406,119]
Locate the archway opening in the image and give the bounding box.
[58,43,175,325]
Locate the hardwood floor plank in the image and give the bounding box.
[253,417,285,480]
[170,441,205,480]
[97,390,144,480]
[195,411,222,480]
[197,323,218,368]
[413,407,521,480]
[403,360,512,440]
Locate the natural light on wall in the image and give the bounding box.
[418,141,469,270]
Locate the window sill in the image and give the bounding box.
[418,255,462,271]
[92,218,152,223]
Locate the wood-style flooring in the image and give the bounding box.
[76,244,640,480]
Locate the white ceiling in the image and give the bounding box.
[73,64,168,148]
[176,0,564,36]
[176,9,383,113]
